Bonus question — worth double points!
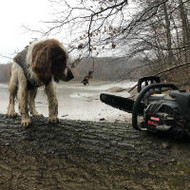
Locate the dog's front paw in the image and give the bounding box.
[48,116,59,124]
[7,112,19,118]
[21,117,31,127]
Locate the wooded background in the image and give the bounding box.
[1,0,190,88]
[39,0,190,88]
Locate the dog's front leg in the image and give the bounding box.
[45,81,59,123]
[18,79,31,127]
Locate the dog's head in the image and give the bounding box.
[32,39,74,85]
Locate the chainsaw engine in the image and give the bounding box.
[143,93,187,137]
[132,77,190,138]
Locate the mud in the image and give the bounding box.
[0,114,190,190]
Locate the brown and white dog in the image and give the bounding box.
[7,39,74,127]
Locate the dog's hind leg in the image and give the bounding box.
[45,81,59,123]
[7,64,19,117]
[28,89,43,117]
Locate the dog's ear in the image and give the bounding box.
[32,42,52,74]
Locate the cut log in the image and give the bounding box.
[0,114,190,190]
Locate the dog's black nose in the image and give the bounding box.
[62,68,74,82]
[67,68,74,80]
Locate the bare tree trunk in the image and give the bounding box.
[0,114,190,190]
[171,13,182,62]
[179,0,190,62]
[163,2,173,66]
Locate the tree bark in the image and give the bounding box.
[163,2,173,66]
[0,114,190,190]
[179,0,190,62]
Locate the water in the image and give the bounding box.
[0,80,135,122]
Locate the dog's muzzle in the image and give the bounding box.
[55,67,74,82]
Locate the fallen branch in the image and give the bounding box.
[0,114,190,189]
[154,61,190,76]
[128,61,190,93]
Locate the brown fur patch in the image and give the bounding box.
[32,39,67,85]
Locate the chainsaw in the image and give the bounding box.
[100,76,190,138]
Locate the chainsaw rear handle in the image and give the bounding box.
[132,83,179,130]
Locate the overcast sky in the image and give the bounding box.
[0,0,136,64]
[0,0,52,63]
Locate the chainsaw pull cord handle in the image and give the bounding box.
[132,83,179,131]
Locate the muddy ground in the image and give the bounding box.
[0,114,190,190]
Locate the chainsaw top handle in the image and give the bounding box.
[132,83,179,131]
[137,76,161,93]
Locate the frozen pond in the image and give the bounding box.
[0,80,136,122]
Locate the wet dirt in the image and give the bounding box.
[0,114,190,190]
